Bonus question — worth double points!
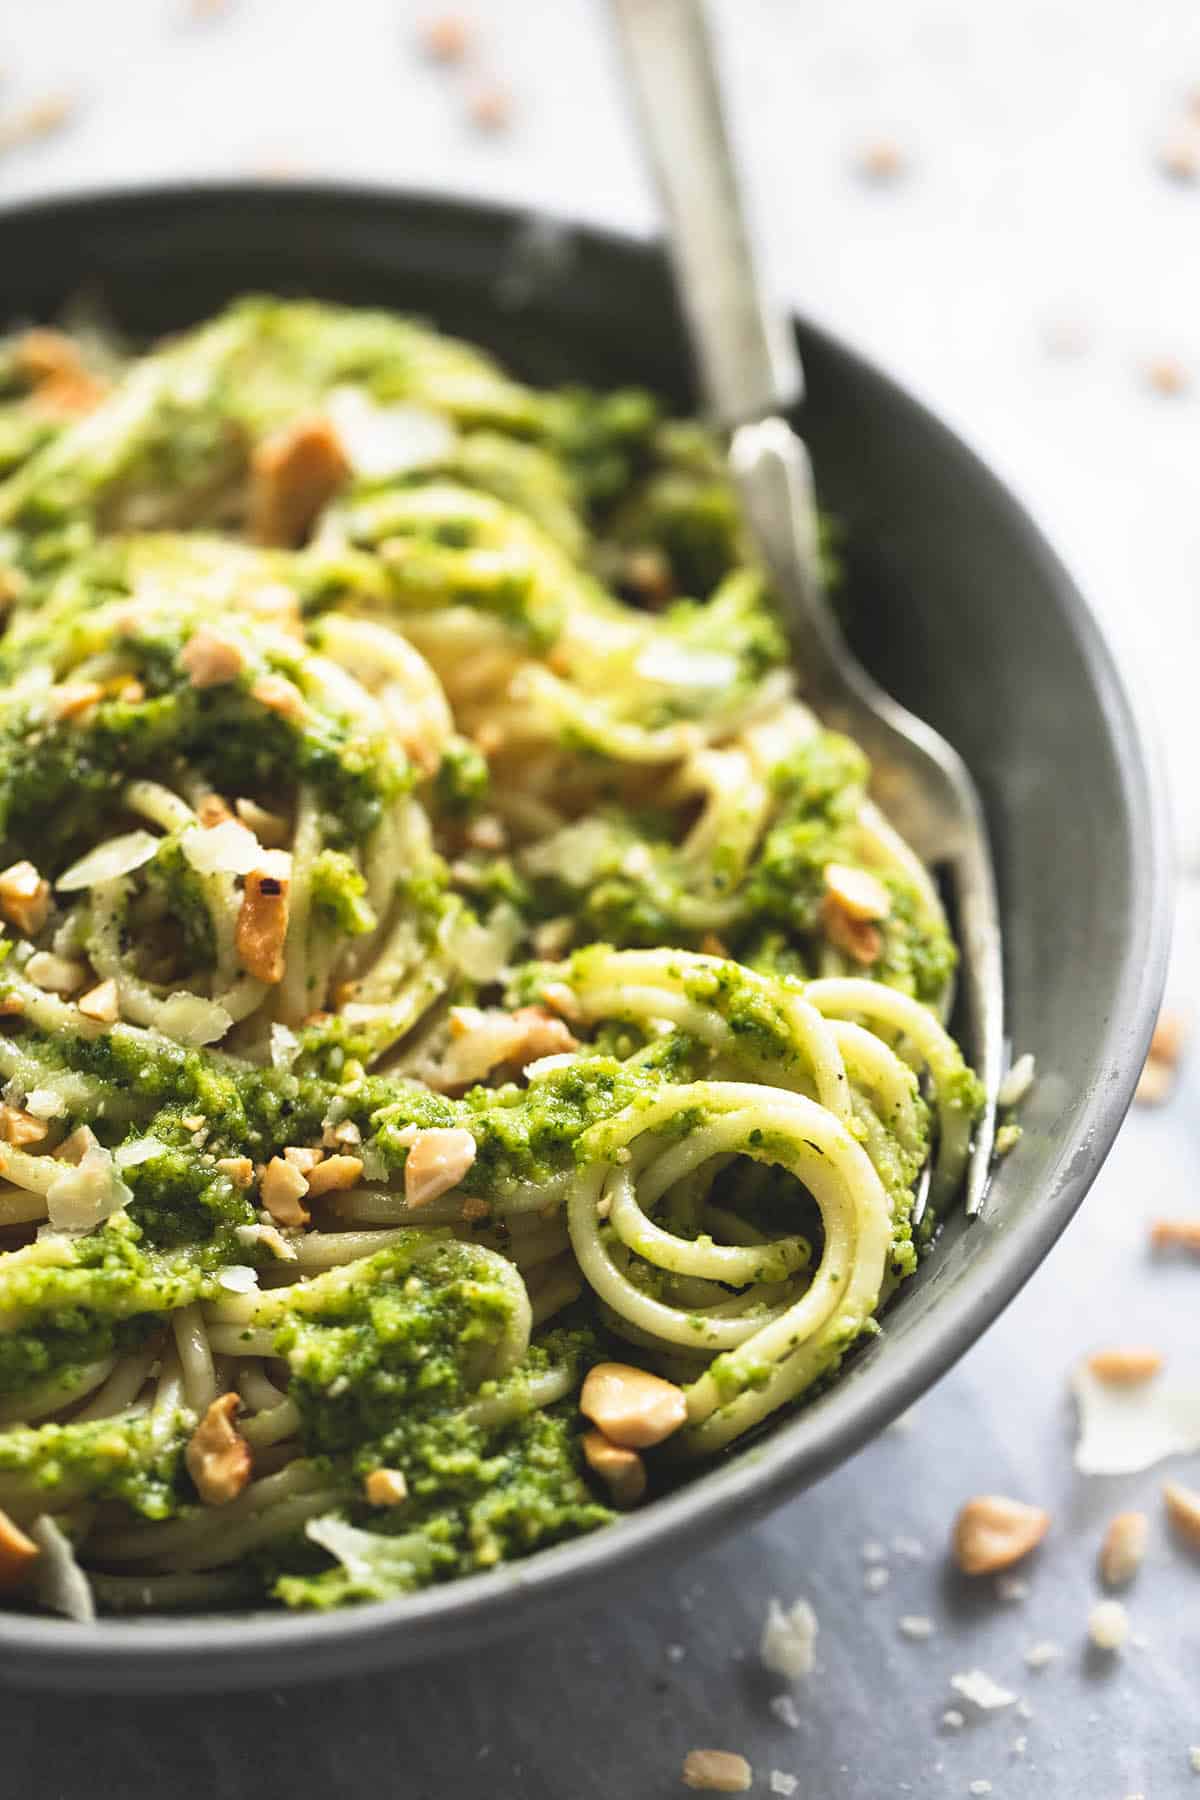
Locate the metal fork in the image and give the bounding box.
[611,0,1003,1215]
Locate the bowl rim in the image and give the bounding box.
[0,177,1173,1693]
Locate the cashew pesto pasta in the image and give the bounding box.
[0,300,981,1618]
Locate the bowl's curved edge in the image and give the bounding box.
[0,179,1173,1694]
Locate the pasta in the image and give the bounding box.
[0,300,982,1616]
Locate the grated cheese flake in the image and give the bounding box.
[760,1595,818,1680]
[950,1669,1018,1710]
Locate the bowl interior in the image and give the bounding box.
[0,184,1169,1692]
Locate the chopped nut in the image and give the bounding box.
[1086,1347,1163,1384]
[217,1155,255,1189]
[180,629,247,689]
[235,851,292,984]
[1099,1511,1148,1588]
[185,1392,253,1506]
[77,978,119,1024]
[259,1156,310,1228]
[700,932,729,958]
[1150,1218,1200,1253]
[404,1126,478,1209]
[1163,1479,1200,1549]
[1159,126,1200,181]
[0,995,23,1017]
[0,93,78,155]
[1088,1597,1129,1651]
[581,1428,646,1507]
[249,414,350,546]
[823,862,891,922]
[461,1195,491,1223]
[195,792,233,829]
[580,1362,687,1449]
[0,1104,48,1147]
[365,1467,409,1506]
[0,860,51,935]
[235,1220,296,1261]
[420,13,470,60]
[305,1154,364,1197]
[0,1506,39,1591]
[25,951,88,995]
[55,1124,98,1164]
[1143,355,1190,397]
[820,890,882,964]
[321,1118,362,1151]
[47,681,104,723]
[235,797,289,846]
[466,83,512,132]
[180,1114,205,1132]
[250,673,308,723]
[282,1145,323,1175]
[951,1495,1050,1575]
[855,136,907,181]
[681,1750,752,1793]
[1150,1009,1187,1066]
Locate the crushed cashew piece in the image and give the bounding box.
[48,681,104,723]
[25,951,87,995]
[580,1362,687,1449]
[0,861,50,936]
[823,861,891,922]
[185,1394,252,1506]
[0,1506,39,1590]
[236,850,292,984]
[1150,1218,1200,1253]
[1087,1347,1163,1384]
[77,978,119,1024]
[250,414,350,546]
[403,1126,477,1209]
[259,1156,310,1228]
[1099,1511,1148,1588]
[365,1468,409,1506]
[0,1105,47,1148]
[420,13,471,60]
[681,1750,753,1793]
[952,1495,1050,1575]
[251,672,309,723]
[235,1221,296,1261]
[581,1429,646,1508]
[305,1154,364,1197]
[179,629,247,689]
[282,1145,323,1175]
[1163,1480,1200,1549]
[820,889,882,964]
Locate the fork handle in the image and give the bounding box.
[609,0,802,429]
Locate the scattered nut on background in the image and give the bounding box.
[951,1496,1051,1575]
[420,13,472,62]
[1099,1511,1148,1588]
[854,136,907,182]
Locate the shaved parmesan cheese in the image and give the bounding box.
[523,1052,579,1081]
[760,1595,818,1681]
[950,1669,1018,1710]
[218,1264,259,1294]
[768,1695,800,1730]
[46,1145,132,1232]
[114,1136,162,1168]
[269,1022,300,1072]
[635,643,739,688]
[156,993,232,1047]
[30,1515,95,1623]
[56,830,159,892]
[181,818,263,878]
[998,1053,1035,1108]
[326,387,456,479]
[1072,1360,1200,1474]
[443,903,522,984]
[24,1087,67,1120]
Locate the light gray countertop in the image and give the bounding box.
[2,4,1198,1795]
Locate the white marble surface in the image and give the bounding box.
[2,4,1198,1795]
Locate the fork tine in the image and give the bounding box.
[949,827,1005,1215]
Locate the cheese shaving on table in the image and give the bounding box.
[1072,1359,1200,1474]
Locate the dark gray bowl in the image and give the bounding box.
[0,183,1170,1693]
